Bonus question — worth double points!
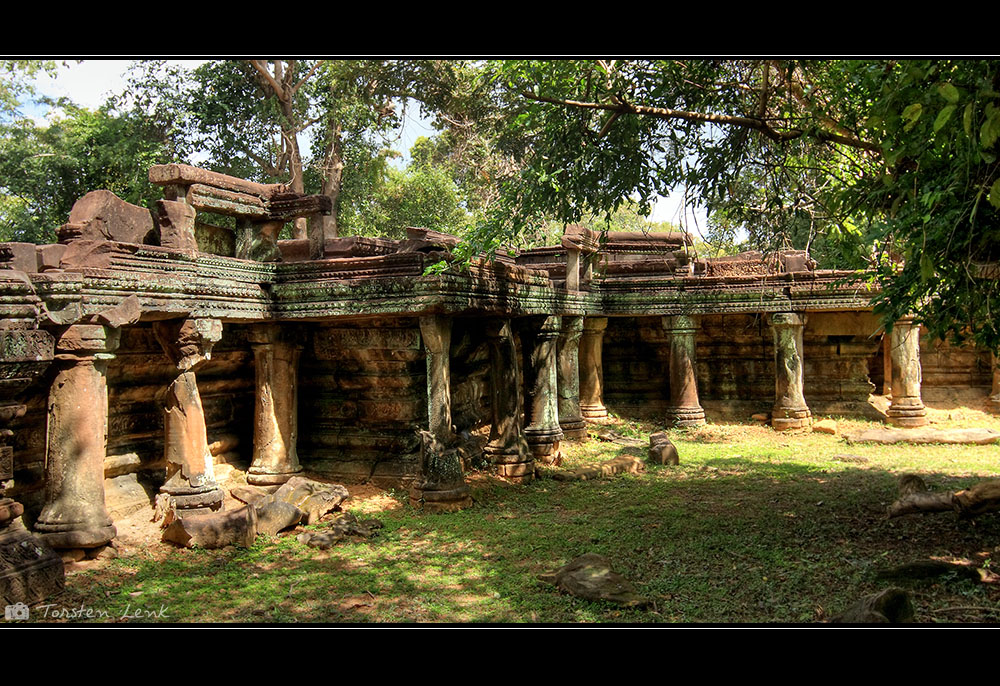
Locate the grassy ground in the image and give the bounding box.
[26,415,1000,625]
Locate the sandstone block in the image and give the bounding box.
[61,190,155,244]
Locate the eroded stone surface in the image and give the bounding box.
[539,553,648,607]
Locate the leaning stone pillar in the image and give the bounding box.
[153,318,225,513]
[579,317,609,419]
[886,316,928,427]
[522,316,564,462]
[663,314,706,427]
[988,352,1000,414]
[557,316,587,440]
[410,316,471,511]
[769,312,811,430]
[35,325,119,549]
[248,324,303,486]
[484,320,533,483]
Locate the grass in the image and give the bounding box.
[27,416,1000,624]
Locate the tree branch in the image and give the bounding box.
[291,60,324,96]
[519,88,882,152]
[250,60,285,101]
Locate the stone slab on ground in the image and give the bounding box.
[539,553,648,607]
[850,427,1000,445]
[549,455,645,481]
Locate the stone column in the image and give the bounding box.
[248,324,303,486]
[579,317,609,419]
[522,316,564,462]
[153,318,225,513]
[410,316,471,511]
[419,315,453,441]
[886,317,928,427]
[565,249,581,291]
[769,312,811,430]
[484,320,533,483]
[988,352,1000,414]
[34,325,119,549]
[663,315,706,427]
[557,316,587,440]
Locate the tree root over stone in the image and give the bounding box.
[887,474,1000,519]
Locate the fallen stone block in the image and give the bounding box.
[648,432,679,465]
[829,587,914,623]
[272,477,349,524]
[551,455,646,481]
[851,427,1000,445]
[61,190,156,244]
[161,505,258,549]
[255,499,304,537]
[539,553,648,607]
[812,419,838,435]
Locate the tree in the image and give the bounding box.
[0,98,173,243]
[473,59,1000,351]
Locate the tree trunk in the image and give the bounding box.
[888,474,1000,519]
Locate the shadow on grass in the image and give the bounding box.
[44,442,1000,625]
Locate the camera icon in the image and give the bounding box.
[4,602,29,621]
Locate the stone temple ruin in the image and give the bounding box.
[1,164,997,605]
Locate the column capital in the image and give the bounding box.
[153,318,222,371]
[662,313,699,334]
[767,312,807,329]
[53,324,120,360]
[583,316,608,334]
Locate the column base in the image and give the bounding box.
[559,419,588,441]
[524,426,563,462]
[34,522,117,550]
[161,485,225,513]
[666,406,706,428]
[988,395,1000,415]
[771,407,811,431]
[886,409,928,427]
[247,466,302,487]
[0,516,65,606]
[485,442,535,484]
[408,482,473,512]
[580,403,608,419]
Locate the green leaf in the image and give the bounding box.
[982,109,1000,149]
[963,103,974,137]
[902,103,923,131]
[920,252,935,282]
[937,82,960,103]
[989,179,1000,210]
[934,105,956,132]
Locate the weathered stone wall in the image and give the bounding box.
[801,312,882,411]
[298,317,426,485]
[695,314,774,411]
[449,318,492,434]
[602,317,671,417]
[919,328,992,402]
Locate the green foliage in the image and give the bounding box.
[348,161,470,239]
[0,103,173,242]
[851,60,1000,349]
